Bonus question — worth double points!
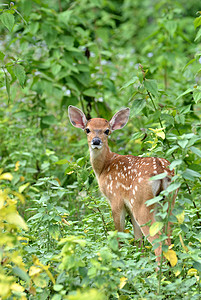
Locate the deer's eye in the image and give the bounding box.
[85,128,90,134]
[104,129,110,135]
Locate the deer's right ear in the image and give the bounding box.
[68,106,87,129]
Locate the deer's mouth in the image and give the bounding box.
[91,143,103,150]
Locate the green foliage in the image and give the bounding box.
[0,0,201,298]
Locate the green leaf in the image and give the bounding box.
[193,89,201,103]
[120,76,138,90]
[83,88,97,97]
[146,195,163,207]
[166,145,179,156]
[195,27,201,41]
[131,99,146,115]
[0,12,15,32]
[41,115,57,125]
[150,172,167,181]
[12,267,30,283]
[194,16,201,28]
[144,79,158,98]
[58,10,73,25]
[178,139,188,149]
[169,159,183,170]
[176,88,193,100]
[75,72,90,87]
[0,51,5,61]
[55,159,69,165]
[96,102,112,119]
[190,146,201,158]
[53,284,64,292]
[51,64,61,75]
[164,182,181,194]
[149,221,164,236]
[13,65,26,87]
[164,20,177,37]
[28,212,43,221]
[183,58,196,71]
[182,168,201,181]
[161,113,174,125]
[131,132,143,140]
[193,261,201,272]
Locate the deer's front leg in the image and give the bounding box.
[110,200,126,232]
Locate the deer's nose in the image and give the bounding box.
[91,137,102,149]
[92,137,101,145]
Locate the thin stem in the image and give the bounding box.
[13,9,27,25]
[147,90,163,128]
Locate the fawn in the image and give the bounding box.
[68,105,176,262]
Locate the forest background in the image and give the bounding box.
[0,0,201,299]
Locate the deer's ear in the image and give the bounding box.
[109,108,130,131]
[68,106,87,129]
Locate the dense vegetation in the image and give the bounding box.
[0,0,201,299]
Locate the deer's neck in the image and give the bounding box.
[89,145,113,178]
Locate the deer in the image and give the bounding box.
[68,105,176,263]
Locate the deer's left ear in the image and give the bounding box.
[109,108,130,131]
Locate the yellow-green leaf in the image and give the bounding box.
[11,283,25,292]
[0,194,5,209]
[149,221,164,237]
[14,161,20,171]
[174,269,181,277]
[12,191,25,204]
[0,172,13,181]
[29,266,41,277]
[32,275,47,288]
[187,268,197,276]
[119,277,127,289]
[163,249,178,267]
[179,234,189,252]
[6,213,28,230]
[18,182,30,193]
[176,211,185,224]
[156,131,165,139]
